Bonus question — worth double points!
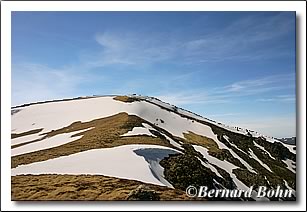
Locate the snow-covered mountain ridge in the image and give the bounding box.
[11,95,296,201]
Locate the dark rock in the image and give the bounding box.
[126,185,160,201]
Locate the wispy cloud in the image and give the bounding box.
[90,13,294,67]
[93,32,177,66]
[216,74,295,96]
[182,12,294,62]
[156,73,295,106]
[257,95,296,102]
[12,64,77,106]
[11,63,104,106]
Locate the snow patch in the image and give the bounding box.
[11,144,179,188]
[121,123,157,137]
[11,133,44,146]
[193,144,269,201]
[192,145,248,191]
[223,136,256,174]
[284,180,295,196]
[198,159,224,179]
[253,141,275,160]
[264,137,296,154]
[282,158,296,173]
[134,148,179,188]
[160,132,184,150]
[248,148,272,173]
[11,128,93,156]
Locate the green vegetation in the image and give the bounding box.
[254,137,295,161]
[232,169,270,189]
[159,144,236,200]
[160,152,215,191]
[211,164,236,189]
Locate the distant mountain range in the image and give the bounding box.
[278,137,296,146]
[11,95,296,201]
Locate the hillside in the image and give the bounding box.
[11,95,296,201]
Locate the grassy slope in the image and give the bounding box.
[12,174,191,201]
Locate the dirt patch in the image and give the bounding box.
[11,174,191,201]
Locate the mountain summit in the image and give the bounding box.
[11,95,296,201]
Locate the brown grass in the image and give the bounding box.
[113,96,139,103]
[11,174,191,201]
[12,113,174,168]
[11,128,43,139]
[183,131,219,152]
[12,138,42,149]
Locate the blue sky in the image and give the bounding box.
[11,12,296,138]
